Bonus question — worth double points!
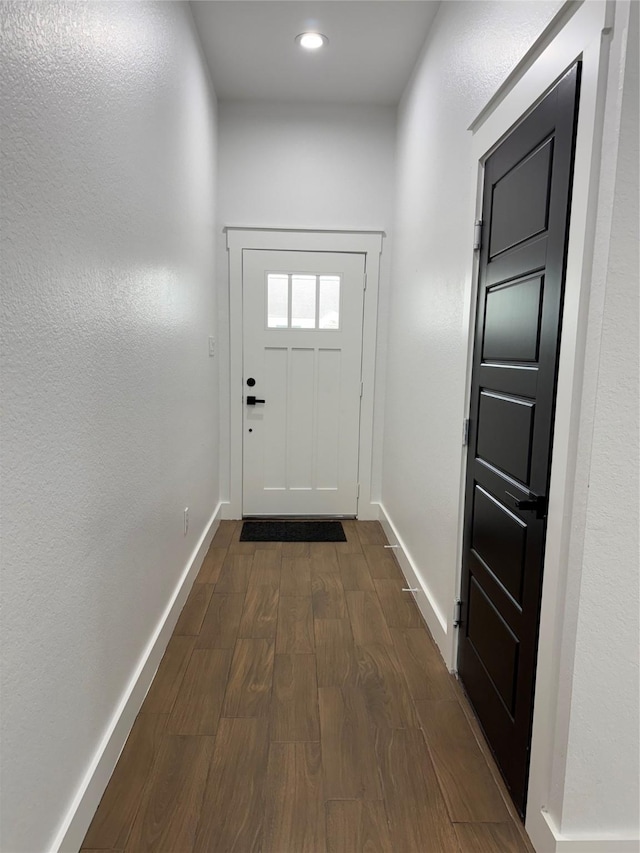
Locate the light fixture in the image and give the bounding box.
[295,32,328,50]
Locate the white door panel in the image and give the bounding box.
[242,250,365,516]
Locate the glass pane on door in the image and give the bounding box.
[267,274,289,328]
[319,276,340,329]
[291,275,316,328]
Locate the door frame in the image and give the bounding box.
[453,1,621,849]
[224,228,384,520]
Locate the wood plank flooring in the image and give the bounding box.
[82,520,534,853]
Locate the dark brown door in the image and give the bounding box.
[457,64,580,817]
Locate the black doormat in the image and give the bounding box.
[240,520,346,542]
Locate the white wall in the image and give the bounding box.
[0,3,219,851]
[216,100,396,506]
[554,2,639,835]
[381,0,563,646]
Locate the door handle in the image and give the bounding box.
[505,491,547,519]
[246,395,265,406]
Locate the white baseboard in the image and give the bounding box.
[357,502,380,521]
[527,808,640,853]
[220,500,238,520]
[376,502,452,667]
[50,503,223,853]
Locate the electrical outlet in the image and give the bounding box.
[208,336,216,357]
[184,507,189,535]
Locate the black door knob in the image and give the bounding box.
[505,491,547,519]
[246,396,266,406]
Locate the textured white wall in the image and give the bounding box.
[0,3,219,851]
[558,4,639,834]
[216,101,396,504]
[382,0,563,639]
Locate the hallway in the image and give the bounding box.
[2,2,638,850]
[82,521,532,852]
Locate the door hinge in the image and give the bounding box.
[363,273,367,291]
[473,219,483,251]
[360,381,364,398]
[453,599,463,628]
[462,418,470,446]
[357,483,360,499]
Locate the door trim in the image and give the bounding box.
[452,1,620,849]
[224,228,384,521]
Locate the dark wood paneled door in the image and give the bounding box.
[457,64,580,817]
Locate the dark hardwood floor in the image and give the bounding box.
[82,520,534,852]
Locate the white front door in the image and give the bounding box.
[242,249,366,516]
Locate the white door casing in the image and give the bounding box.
[224,229,384,521]
[242,249,365,516]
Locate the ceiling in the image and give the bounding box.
[190,1,440,105]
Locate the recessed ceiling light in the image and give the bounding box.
[295,32,328,50]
